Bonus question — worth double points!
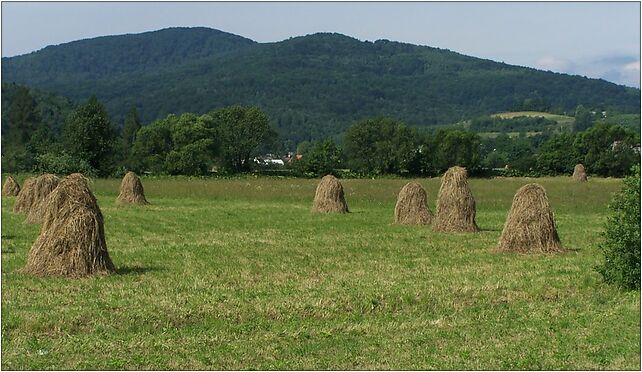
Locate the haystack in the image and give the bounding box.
[116,171,148,205]
[394,182,433,225]
[24,174,60,224]
[312,175,349,213]
[12,177,37,213]
[432,166,480,232]
[2,176,20,196]
[496,183,564,253]
[572,164,587,182]
[23,173,115,277]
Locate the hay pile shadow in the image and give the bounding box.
[116,171,148,205]
[497,183,564,253]
[312,175,349,213]
[433,166,480,233]
[12,177,36,213]
[25,174,60,224]
[572,164,587,182]
[394,181,433,225]
[2,176,20,197]
[23,173,115,277]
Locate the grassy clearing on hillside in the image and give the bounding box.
[2,176,639,370]
[493,111,574,122]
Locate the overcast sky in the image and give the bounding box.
[2,1,640,87]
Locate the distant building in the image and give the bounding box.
[264,158,285,166]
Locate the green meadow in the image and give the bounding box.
[2,176,640,370]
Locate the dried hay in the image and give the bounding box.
[312,175,349,213]
[12,177,36,213]
[2,176,20,196]
[116,171,148,205]
[394,181,433,225]
[432,166,480,233]
[23,173,115,277]
[496,183,564,253]
[24,174,61,224]
[572,164,587,182]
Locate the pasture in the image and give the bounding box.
[1,176,640,370]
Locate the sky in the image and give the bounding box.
[1,1,640,87]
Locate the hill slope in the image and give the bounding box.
[2,28,639,143]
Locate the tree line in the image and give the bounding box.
[2,87,639,178]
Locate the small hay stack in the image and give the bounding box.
[572,164,588,182]
[312,175,349,213]
[24,174,60,224]
[12,177,37,213]
[2,176,20,196]
[394,181,433,225]
[23,173,115,277]
[116,171,148,205]
[497,183,564,253]
[432,166,480,233]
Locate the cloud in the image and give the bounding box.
[534,56,571,72]
[623,61,640,72]
[534,54,640,88]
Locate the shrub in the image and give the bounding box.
[597,165,641,290]
[35,152,96,177]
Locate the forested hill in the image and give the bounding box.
[3,27,640,143]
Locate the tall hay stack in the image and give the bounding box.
[12,177,36,213]
[2,176,20,196]
[312,175,349,213]
[394,181,433,225]
[116,171,148,205]
[24,174,61,224]
[572,164,588,182]
[497,183,563,253]
[23,173,115,277]
[432,166,480,233]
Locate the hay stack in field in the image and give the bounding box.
[24,174,60,224]
[312,175,349,213]
[2,176,20,196]
[116,171,148,205]
[497,183,563,253]
[394,181,433,225]
[23,173,115,277]
[572,164,588,182]
[432,166,480,233]
[12,177,36,213]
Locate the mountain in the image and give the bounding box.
[2,27,639,143]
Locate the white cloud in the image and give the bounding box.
[623,61,640,72]
[535,56,570,72]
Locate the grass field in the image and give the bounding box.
[492,111,575,124]
[2,175,640,370]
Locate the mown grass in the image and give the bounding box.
[492,111,574,123]
[1,175,639,370]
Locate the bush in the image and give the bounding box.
[597,165,641,290]
[35,152,97,177]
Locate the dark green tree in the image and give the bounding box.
[210,105,273,172]
[344,117,417,174]
[294,138,343,176]
[7,86,40,146]
[121,105,142,166]
[130,115,174,174]
[574,123,639,177]
[430,129,482,172]
[574,105,594,131]
[536,132,580,175]
[130,112,218,175]
[62,95,117,176]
